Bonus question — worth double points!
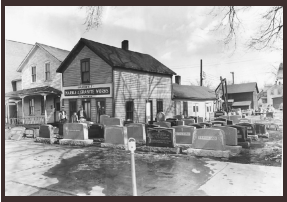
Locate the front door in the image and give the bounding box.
[96,99,106,123]
[146,100,153,123]
[54,97,61,122]
[82,100,91,121]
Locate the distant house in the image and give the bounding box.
[5,40,34,93]
[225,82,259,110]
[5,42,69,124]
[56,38,176,123]
[172,77,216,120]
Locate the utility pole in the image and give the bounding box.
[200,59,203,86]
[230,72,234,84]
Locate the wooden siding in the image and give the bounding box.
[21,46,62,90]
[106,98,113,117]
[63,46,112,87]
[114,69,173,123]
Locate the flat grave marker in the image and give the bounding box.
[192,128,226,151]
[146,128,176,148]
[173,125,195,144]
[63,123,88,140]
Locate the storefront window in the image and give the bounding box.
[157,100,163,113]
[29,98,34,115]
[81,59,90,83]
[126,100,134,121]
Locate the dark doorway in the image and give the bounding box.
[96,99,106,123]
[69,100,77,121]
[82,100,91,121]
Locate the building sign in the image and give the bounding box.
[62,83,112,99]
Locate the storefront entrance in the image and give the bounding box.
[82,100,91,121]
[96,99,106,123]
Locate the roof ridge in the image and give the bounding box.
[36,42,70,52]
[6,39,34,46]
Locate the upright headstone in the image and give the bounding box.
[238,118,252,124]
[219,115,229,120]
[100,115,110,124]
[154,121,171,128]
[188,116,198,123]
[103,117,123,126]
[229,115,242,124]
[126,123,146,142]
[25,129,35,138]
[213,126,238,146]
[104,125,128,145]
[188,123,203,129]
[209,113,215,121]
[157,112,166,122]
[214,111,225,117]
[227,120,233,125]
[166,118,178,127]
[176,120,184,126]
[173,115,184,120]
[39,125,54,138]
[214,118,227,123]
[146,127,175,148]
[254,123,269,138]
[183,119,195,125]
[237,123,256,136]
[10,127,26,140]
[173,125,195,144]
[198,117,204,123]
[211,121,227,127]
[63,123,88,140]
[229,125,247,142]
[192,128,226,151]
[88,123,104,139]
[199,122,212,128]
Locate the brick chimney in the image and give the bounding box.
[175,75,181,85]
[122,40,129,51]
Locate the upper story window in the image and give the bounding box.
[81,59,90,83]
[45,63,51,81]
[31,66,36,82]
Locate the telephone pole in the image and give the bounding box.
[230,72,234,84]
[200,59,203,86]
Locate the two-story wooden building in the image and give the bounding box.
[5,42,69,125]
[56,38,176,123]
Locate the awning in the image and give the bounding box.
[232,101,251,107]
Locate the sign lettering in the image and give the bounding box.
[198,136,217,140]
[65,87,110,96]
[175,132,191,136]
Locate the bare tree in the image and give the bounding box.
[80,6,104,31]
[210,6,283,50]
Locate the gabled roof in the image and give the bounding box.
[5,86,62,98]
[17,43,70,72]
[226,82,259,94]
[172,84,216,101]
[56,38,176,75]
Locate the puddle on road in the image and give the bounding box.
[30,148,214,196]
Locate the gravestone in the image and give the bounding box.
[211,121,227,127]
[146,127,176,147]
[192,128,226,151]
[157,112,166,122]
[173,125,195,144]
[123,120,133,126]
[188,123,203,129]
[238,118,252,124]
[199,122,212,128]
[198,117,204,123]
[39,125,54,138]
[58,123,64,137]
[229,125,247,142]
[10,127,26,140]
[100,115,110,125]
[103,117,123,126]
[166,118,178,127]
[154,121,171,128]
[237,123,256,136]
[254,123,269,138]
[176,120,184,126]
[213,126,238,146]
[104,125,128,145]
[63,123,88,140]
[188,116,198,123]
[25,129,35,138]
[215,111,225,117]
[183,119,195,125]
[229,115,242,124]
[126,123,146,142]
[227,120,233,125]
[214,118,227,123]
[219,115,229,120]
[173,115,184,120]
[88,123,104,139]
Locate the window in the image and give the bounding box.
[45,63,51,80]
[126,100,134,121]
[41,97,45,114]
[29,99,35,115]
[193,105,199,112]
[156,100,163,113]
[81,59,90,83]
[31,66,36,82]
[183,102,188,117]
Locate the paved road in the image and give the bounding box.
[5,140,283,196]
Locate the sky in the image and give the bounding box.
[5,6,283,90]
